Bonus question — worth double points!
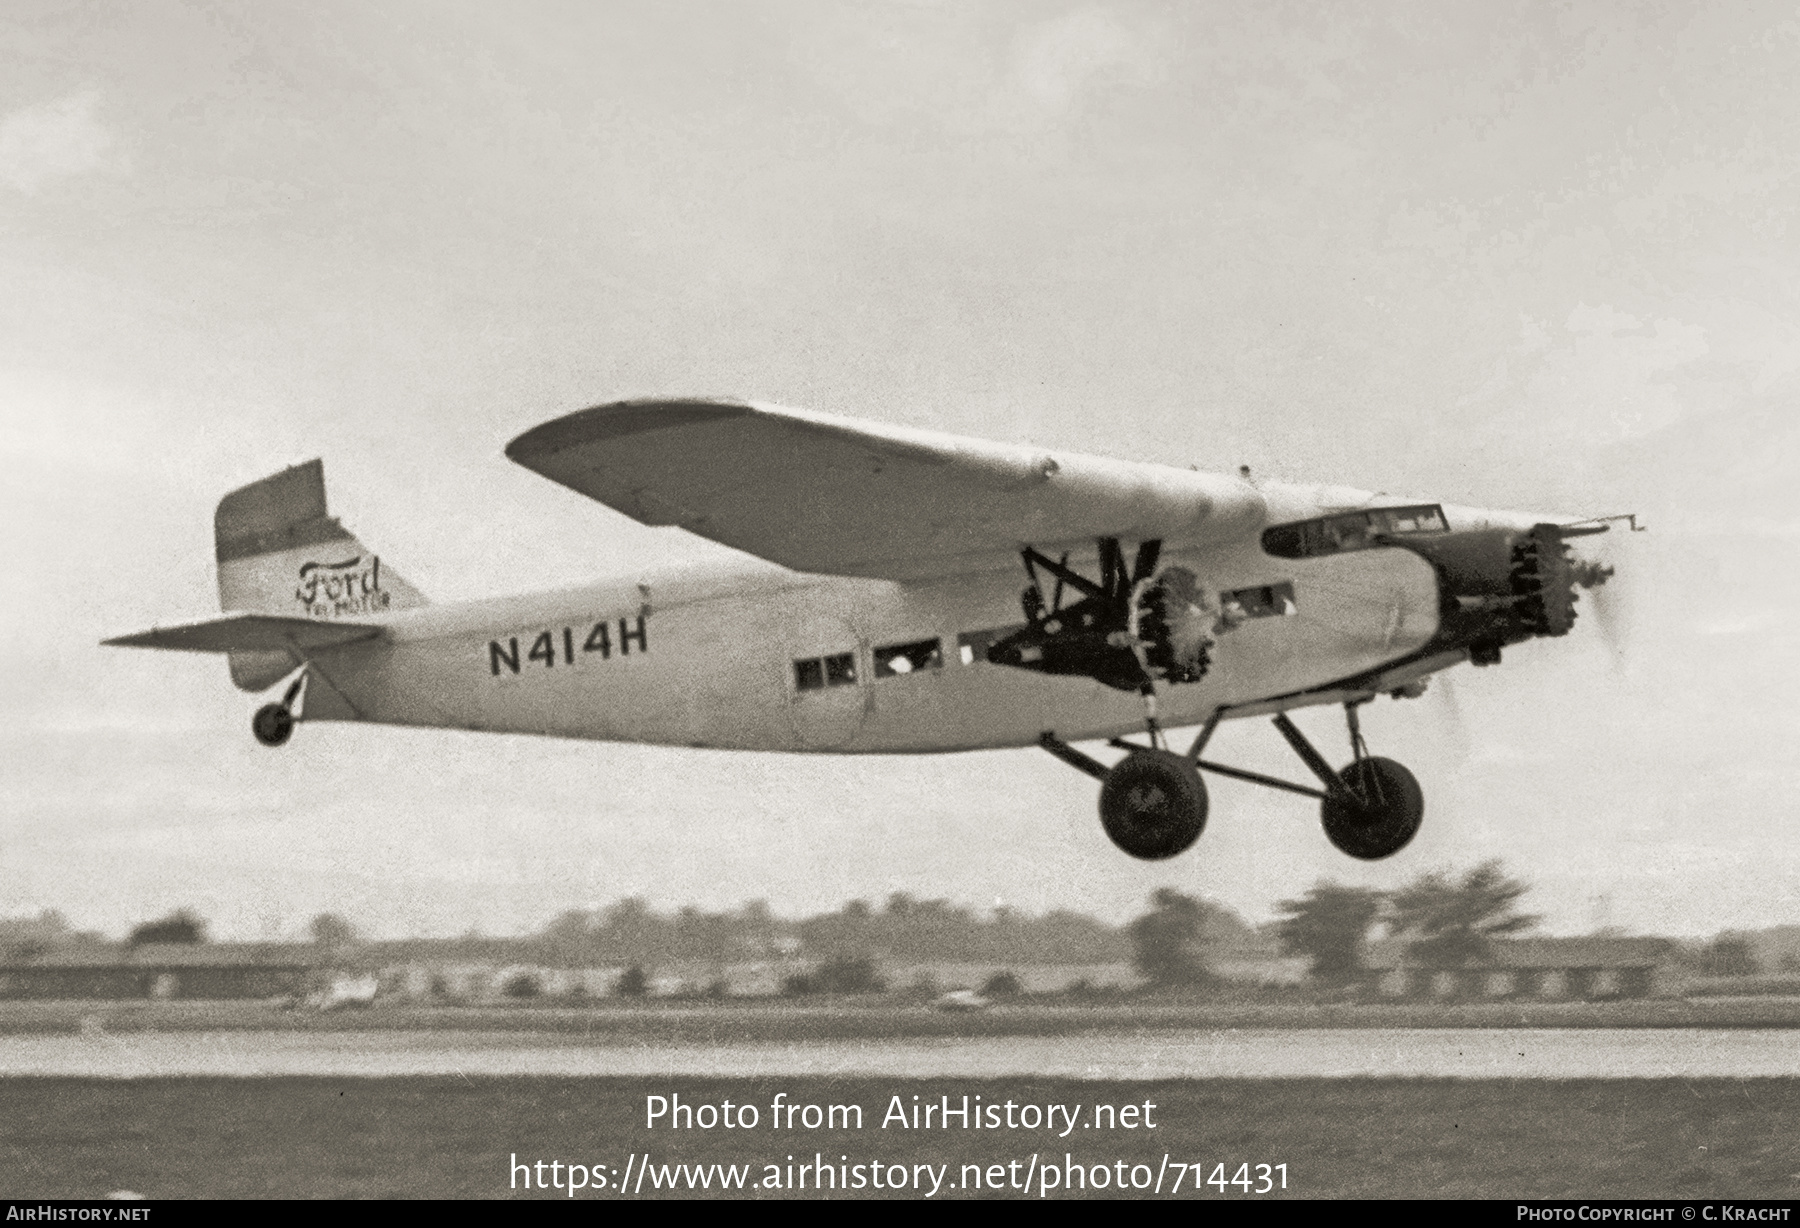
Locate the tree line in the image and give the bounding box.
[1129,860,1539,989]
[1271,860,1537,987]
[537,894,1131,966]
[6,863,1784,982]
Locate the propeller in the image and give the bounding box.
[1571,553,1628,666]
[1560,514,1644,668]
[1390,668,1472,764]
[1425,668,1473,764]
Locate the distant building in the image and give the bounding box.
[358,937,632,1001]
[1366,937,1674,1001]
[0,944,316,1000]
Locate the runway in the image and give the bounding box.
[3,1027,1797,1079]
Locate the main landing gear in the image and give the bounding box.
[1041,699,1423,862]
[1096,749,1209,860]
[251,672,307,748]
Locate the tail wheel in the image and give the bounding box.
[252,704,294,748]
[1321,756,1422,860]
[1099,750,1208,860]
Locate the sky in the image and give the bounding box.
[2,0,1797,941]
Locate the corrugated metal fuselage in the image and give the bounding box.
[298,541,1443,753]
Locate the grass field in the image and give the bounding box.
[3,996,1800,1040]
[4,1076,1798,1199]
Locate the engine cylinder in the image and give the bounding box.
[1129,566,1214,684]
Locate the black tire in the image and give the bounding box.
[1321,756,1422,860]
[1099,750,1207,860]
[252,704,294,748]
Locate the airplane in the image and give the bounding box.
[105,398,1633,863]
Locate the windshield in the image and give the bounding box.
[1261,504,1448,559]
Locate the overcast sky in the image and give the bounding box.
[3,0,1796,941]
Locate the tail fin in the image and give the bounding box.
[214,460,425,690]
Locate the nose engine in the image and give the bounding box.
[1384,523,1607,665]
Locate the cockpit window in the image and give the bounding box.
[1369,505,1449,535]
[1261,504,1448,560]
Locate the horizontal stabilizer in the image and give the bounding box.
[103,614,384,655]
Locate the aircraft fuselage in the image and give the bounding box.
[299,539,1444,753]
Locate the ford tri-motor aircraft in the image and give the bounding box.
[106,399,1632,863]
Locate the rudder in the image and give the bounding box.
[215,460,425,690]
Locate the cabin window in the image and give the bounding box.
[1261,503,1448,559]
[824,652,858,686]
[1220,582,1297,620]
[873,638,943,678]
[956,624,1025,666]
[794,652,859,691]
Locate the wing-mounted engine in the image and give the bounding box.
[987,539,1221,692]
[1129,564,1216,684]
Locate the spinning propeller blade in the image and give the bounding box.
[1430,669,1473,763]
[1572,553,1627,665]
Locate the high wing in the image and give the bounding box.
[103,613,384,654]
[505,399,1266,580]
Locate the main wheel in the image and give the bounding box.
[1321,756,1422,860]
[1099,750,1207,860]
[252,704,294,748]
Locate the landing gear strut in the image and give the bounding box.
[1314,703,1422,860]
[1095,682,1211,860]
[252,673,307,748]
[1321,756,1422,860]
[1040,699,1423,861]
